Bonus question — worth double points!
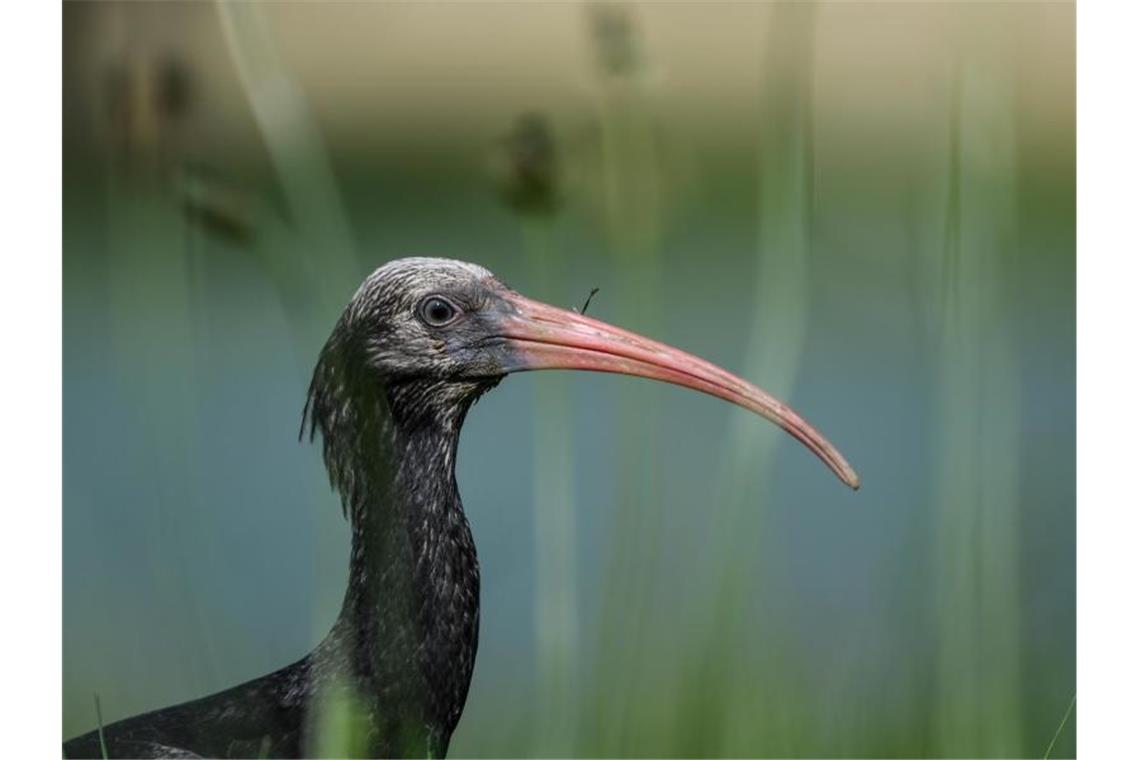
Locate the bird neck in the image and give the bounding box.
[340,390,478,625]
[321,379,483,749]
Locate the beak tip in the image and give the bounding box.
[846,472,861,491]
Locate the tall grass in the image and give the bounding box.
[584,4,669,753]
[215,0,362,350]
[930,51,1024,757]
[213,0,367,654]
[521,216,582,755]
[215,8,375,750]
[1043,694,1076,760]
[701,3,818,753]
[105,139,221,698]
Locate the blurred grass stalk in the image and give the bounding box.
[699,3,818,754]
[583,3,825,754]
[215,0,361,349]
[87,0,367,730]
[216,9,422,752]
[309,672,372,758]
[214,0,366,650]
[930,52,1023,756]
[101,43,222,705]
[584,3,668,753]
[520,218,581,756]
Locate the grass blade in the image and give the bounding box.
[1043,693,1076,760]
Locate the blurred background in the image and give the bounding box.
[62,1,1074,757]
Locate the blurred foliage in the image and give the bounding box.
[63,2,1075,757]
[493,113,561,217]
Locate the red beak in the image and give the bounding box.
[498,292,860,490]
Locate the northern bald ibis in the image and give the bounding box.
[64,257,858,758]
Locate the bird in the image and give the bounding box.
[64,257,859,758]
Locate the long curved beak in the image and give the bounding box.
[497,292,860,490]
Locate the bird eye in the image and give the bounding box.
[418,295,460,327]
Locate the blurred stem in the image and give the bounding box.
[216,0,365,637]
[1043,693,1075,760]
[310,673,371,759]
[931,48,1023,756]
[728,0,816,554]
[215,0,361,355]
[521,218,580,756]
[105,167,222,693]
[697,3,817,753]
[588,16,666,753]
[94,693,107,760]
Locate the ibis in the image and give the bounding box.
[64,257,858,758]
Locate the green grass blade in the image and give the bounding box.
[1043,693,1076,760]
[93,693,108,760]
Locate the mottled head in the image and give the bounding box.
[303,257,859,493]
[331,257,514,386]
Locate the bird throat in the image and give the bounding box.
[314,379,485,756]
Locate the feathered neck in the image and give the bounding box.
[301,335,489,756]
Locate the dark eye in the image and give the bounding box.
[417,295,460,327]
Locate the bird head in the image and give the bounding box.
[305,256,859,490]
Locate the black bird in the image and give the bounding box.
[64,257,859,759]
